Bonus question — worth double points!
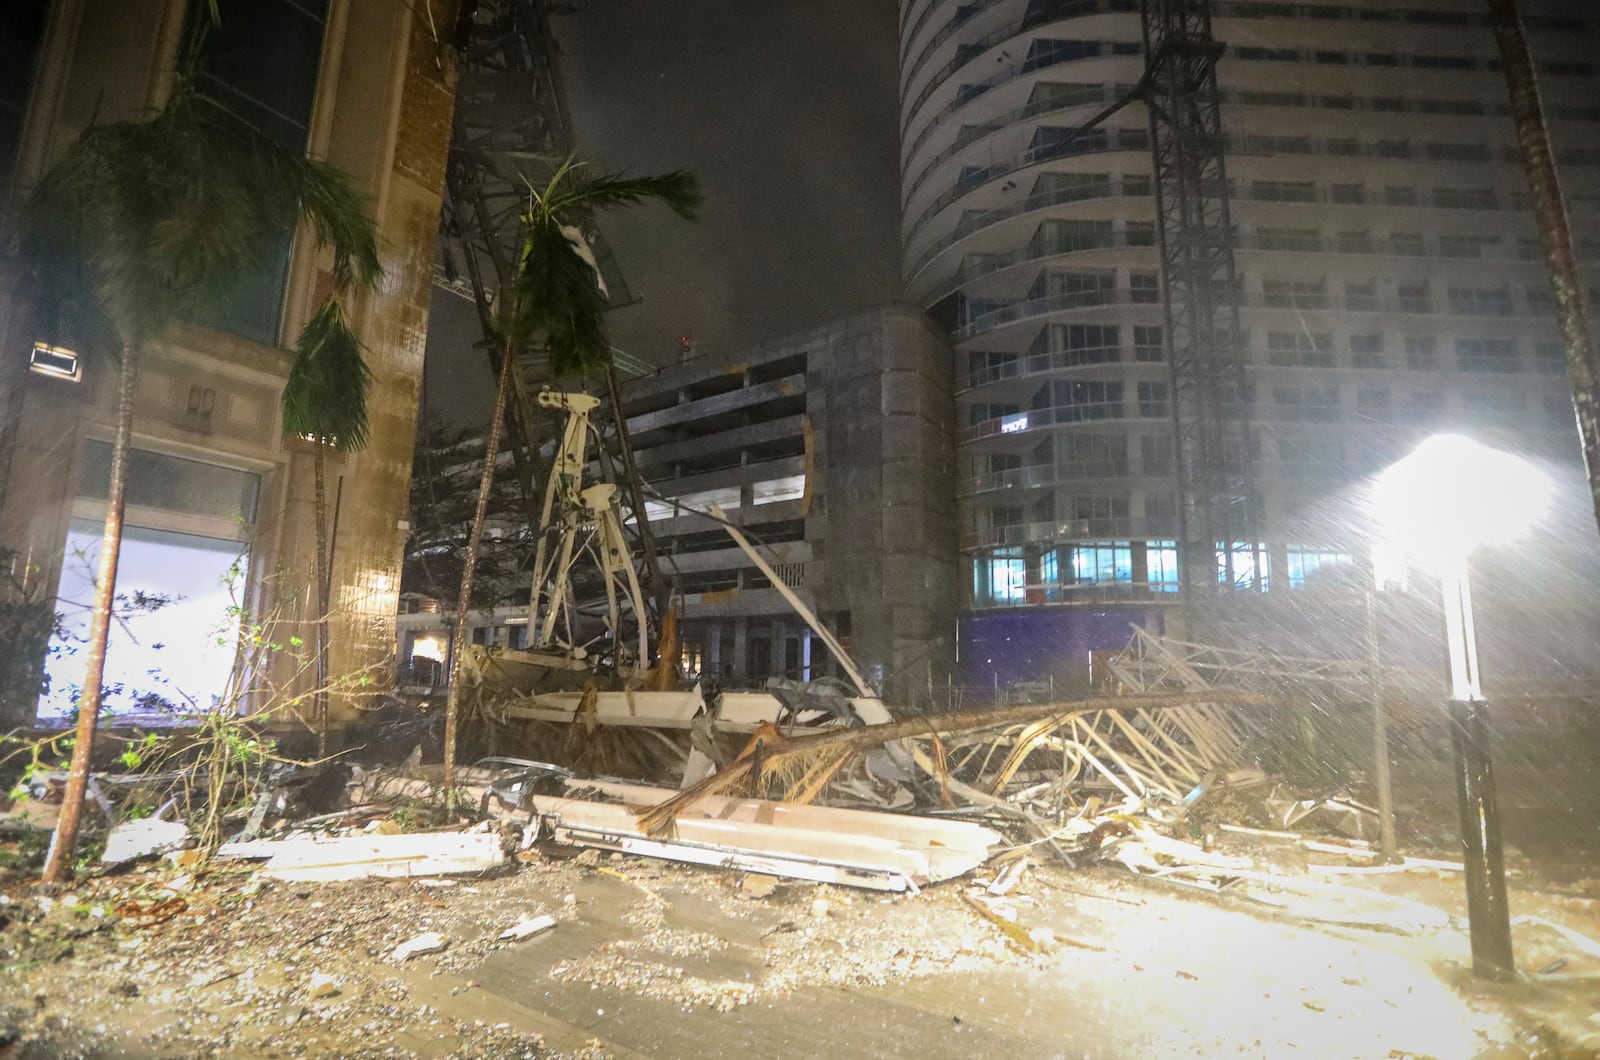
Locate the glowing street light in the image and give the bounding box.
[1373,433,1552,981]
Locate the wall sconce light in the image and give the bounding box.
[29,342,81,382]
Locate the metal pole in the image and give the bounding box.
[1440,558,1516,981]
[1364,590,1398,862]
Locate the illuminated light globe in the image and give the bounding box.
[1371,433,1552,562]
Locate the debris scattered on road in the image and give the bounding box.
[497,915,556,941]
[391,931,449,961]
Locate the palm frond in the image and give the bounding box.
[11,76,383,352]
[506,159,700,377]
[549,169,702,224]
[282,301,372,453]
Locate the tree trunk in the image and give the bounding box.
[442,338,515,802]
[1489,0,1600,537]
[42,339,138,883]
[313,443,330,758]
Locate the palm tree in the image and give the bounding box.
[15,79,380,883]
[280,301,375,756]
[441,158,699,799]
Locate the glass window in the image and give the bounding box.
[1137,381,1168,418]
[1344,282,1378,311]
[1447,285,1514,316]
[1070,541,1134,585]
[187,0,330,345]
[1139,434,1172,474]
[43,521,248,716]
[1146,540,1179,591]
[1390,232,1425,256]
[1397,284,1431,313]
[1535,341,1566,376]
[79,441,260,522]
[1462,390,1523,424]
[1130,272,1160,304]
[1266,331,1334,367]
[1217,543,1269,590]
[1455,338,1520,373]
[1350,332,1385,369]
[1285,547,1353,588]
[1133,325,1164,361]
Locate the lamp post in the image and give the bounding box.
[1373,434,1552,982]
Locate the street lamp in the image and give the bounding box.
[1372,434,1552,982]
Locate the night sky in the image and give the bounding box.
[422,0,904,429]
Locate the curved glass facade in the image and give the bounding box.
[900,0,1599,610]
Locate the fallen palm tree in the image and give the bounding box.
[635,689,1271,836]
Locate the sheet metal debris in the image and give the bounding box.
[521,775,1002,892]
[217,830,507,882]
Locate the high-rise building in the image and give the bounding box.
[900,0,1599,685]
[0,0,458,728]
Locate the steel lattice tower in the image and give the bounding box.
[1140,0,1260,602]
[436,0,667,637]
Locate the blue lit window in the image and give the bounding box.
[1285,546,1354,588]
[1217,543,1270,589]
[1071,541,1133,585]
[1146,540,1180,591]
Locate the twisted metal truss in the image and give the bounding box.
[1140,0,1260,603]
[437,0,668,646]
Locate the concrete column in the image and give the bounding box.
[731,616,749,683]
[770,620,787,677]
[706,625,723,680]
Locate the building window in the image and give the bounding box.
[1390,232,1425,256]
[1273,384,1339,422]
[1046,270,1115,305]
[1285,547,1353,588]
[1130,272,1160,303]
[1355,388,1391,421]
[1535,341,1566,376]
[1350,333,1385,369]
[1447,285,1514,316]
[1545,394,1574,428]
[1440,237,1503,262]
[1396,284,1430,313]
[186,0,331,346]
[1049,324,1120,365]
[1146,540,1179,591]
[1133,325,1164,361]
[1217,543,1269,590]
[1384,185,1419,205]
[1455,338,1520,373]
[1065,433,1128,477]
[1251,180,1317,202]
[1277,433,1342,465]
[1409,391,1445,423]
[1137,381,1169,418]
[1434,187,1498,210]
[1344,282,1378,311]
[1403,335,1438,370]
[1266,331,1334,367]
[976,548,1027,605]
[42,443,260,717]
[1069,541,1134,585]
[1050,379,1123,419]
[1330,183,1365,204]
[1144,492,1177,524]
[1139,434,1172,474]
[1462,390,1523,424]
[1256,227,1322,252]
[1263,278,1328,309]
